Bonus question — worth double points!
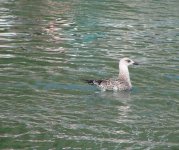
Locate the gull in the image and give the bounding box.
[85,57,138,91]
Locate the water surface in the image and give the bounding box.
[0,0,179,149]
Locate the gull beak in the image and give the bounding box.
[133,61,139,65]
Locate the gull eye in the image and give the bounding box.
[126,60,131,63]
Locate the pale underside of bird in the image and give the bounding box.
[85,57,138,91]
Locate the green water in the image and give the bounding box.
[0,0,179,149]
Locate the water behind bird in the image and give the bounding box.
[0,0,178,149]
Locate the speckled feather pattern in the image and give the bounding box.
[96,79,131,91]
[86,57,138,91]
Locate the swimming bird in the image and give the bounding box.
[85,57,138,91]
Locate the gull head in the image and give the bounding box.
[120,57,139,67]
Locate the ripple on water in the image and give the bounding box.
[0,0,179,149]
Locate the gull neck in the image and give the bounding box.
[119,63,132,87]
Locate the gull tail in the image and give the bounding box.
[84,79,103,85]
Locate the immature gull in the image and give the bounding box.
[85,57,138,91]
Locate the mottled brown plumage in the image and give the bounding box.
[85,58,138,91]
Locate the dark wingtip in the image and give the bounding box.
[84,79,103,85]
[83,79,94,85]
